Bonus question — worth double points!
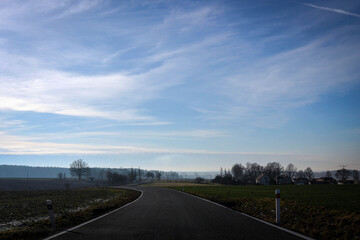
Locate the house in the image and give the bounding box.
[312,177,337,184]
[337,180,354,185]
[294,178,308,185]
[255,174,270,185]
[276,175,293,185]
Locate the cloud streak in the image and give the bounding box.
[0,54,181,122]
[0,132,306,157]
[0,1,359,170]
[203,29,360,128]
[26,130,228,140]
[302,3,360,18]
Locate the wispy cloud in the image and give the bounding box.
[0,119,25,128]
[33,130,228,140]
[0,1,359,170]
[101,47,136,63]
[0,132,305,156]
[55,0,100,18]
[163,6,222,28]
[302,3,360,18]
[199,29,360,128]
[0,53,180,122]
[0,4,231,123]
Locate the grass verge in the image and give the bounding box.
[0,188,141,240]
[167,184,360,240]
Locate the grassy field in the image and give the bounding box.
[0,187,140,239]
[165,184,360,240]
[146,182,209,187]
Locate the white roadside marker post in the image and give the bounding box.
[46,200,56,232]
[275,189,280,224]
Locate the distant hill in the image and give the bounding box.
[0,165,179,180]
[177,171,219,179]
[314,171,336,178]
[315,170,357,179]
[1,165,355,180]
[181,170,355,179]
[0,165,70,178]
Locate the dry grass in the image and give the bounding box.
[145,181,215,187]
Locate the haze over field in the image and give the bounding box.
[0,0,359,171]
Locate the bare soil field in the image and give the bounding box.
[0,178,107,191]
[0,187,140,240]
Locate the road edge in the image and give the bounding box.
[167,188,314,240]
[43,188,144,240]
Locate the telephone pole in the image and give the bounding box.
[138,167,141,185]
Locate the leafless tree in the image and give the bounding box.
[156,172,161,180]
[70,159,90,182]
[285,163,297,178]
[304,167,314,181]
[244,162,263,184]
[335,166,351,182]
[296,170,305,178]
[146,171,154,179]
[264,162,283,183]
[128,168,137,182]
[231,163,244,181]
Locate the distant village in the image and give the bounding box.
[1,161,358,187]
[210,162,359,186]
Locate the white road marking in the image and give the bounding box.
[169,188,314,240]
[43,188,143,240]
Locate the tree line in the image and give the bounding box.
[63,159,360,185]
[212,162,359,185]
[68,159,179,184]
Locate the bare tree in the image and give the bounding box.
[325,171,332,178]
[70,159,90,182]
[128,168,137,182]
[296,170,305,179]
[285,163,297,178]
[335,166,351,182]
[156,172,161,180]
[244,162,263,184]
[264,162,283,183]
[146,171,154,179]
[304,167,314,181]
[106,171,127,185]
[231,163,244,182]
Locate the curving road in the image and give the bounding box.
[48,186,308,240]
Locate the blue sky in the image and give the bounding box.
[0,0,359,172]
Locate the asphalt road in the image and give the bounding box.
[49,186,307,240]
